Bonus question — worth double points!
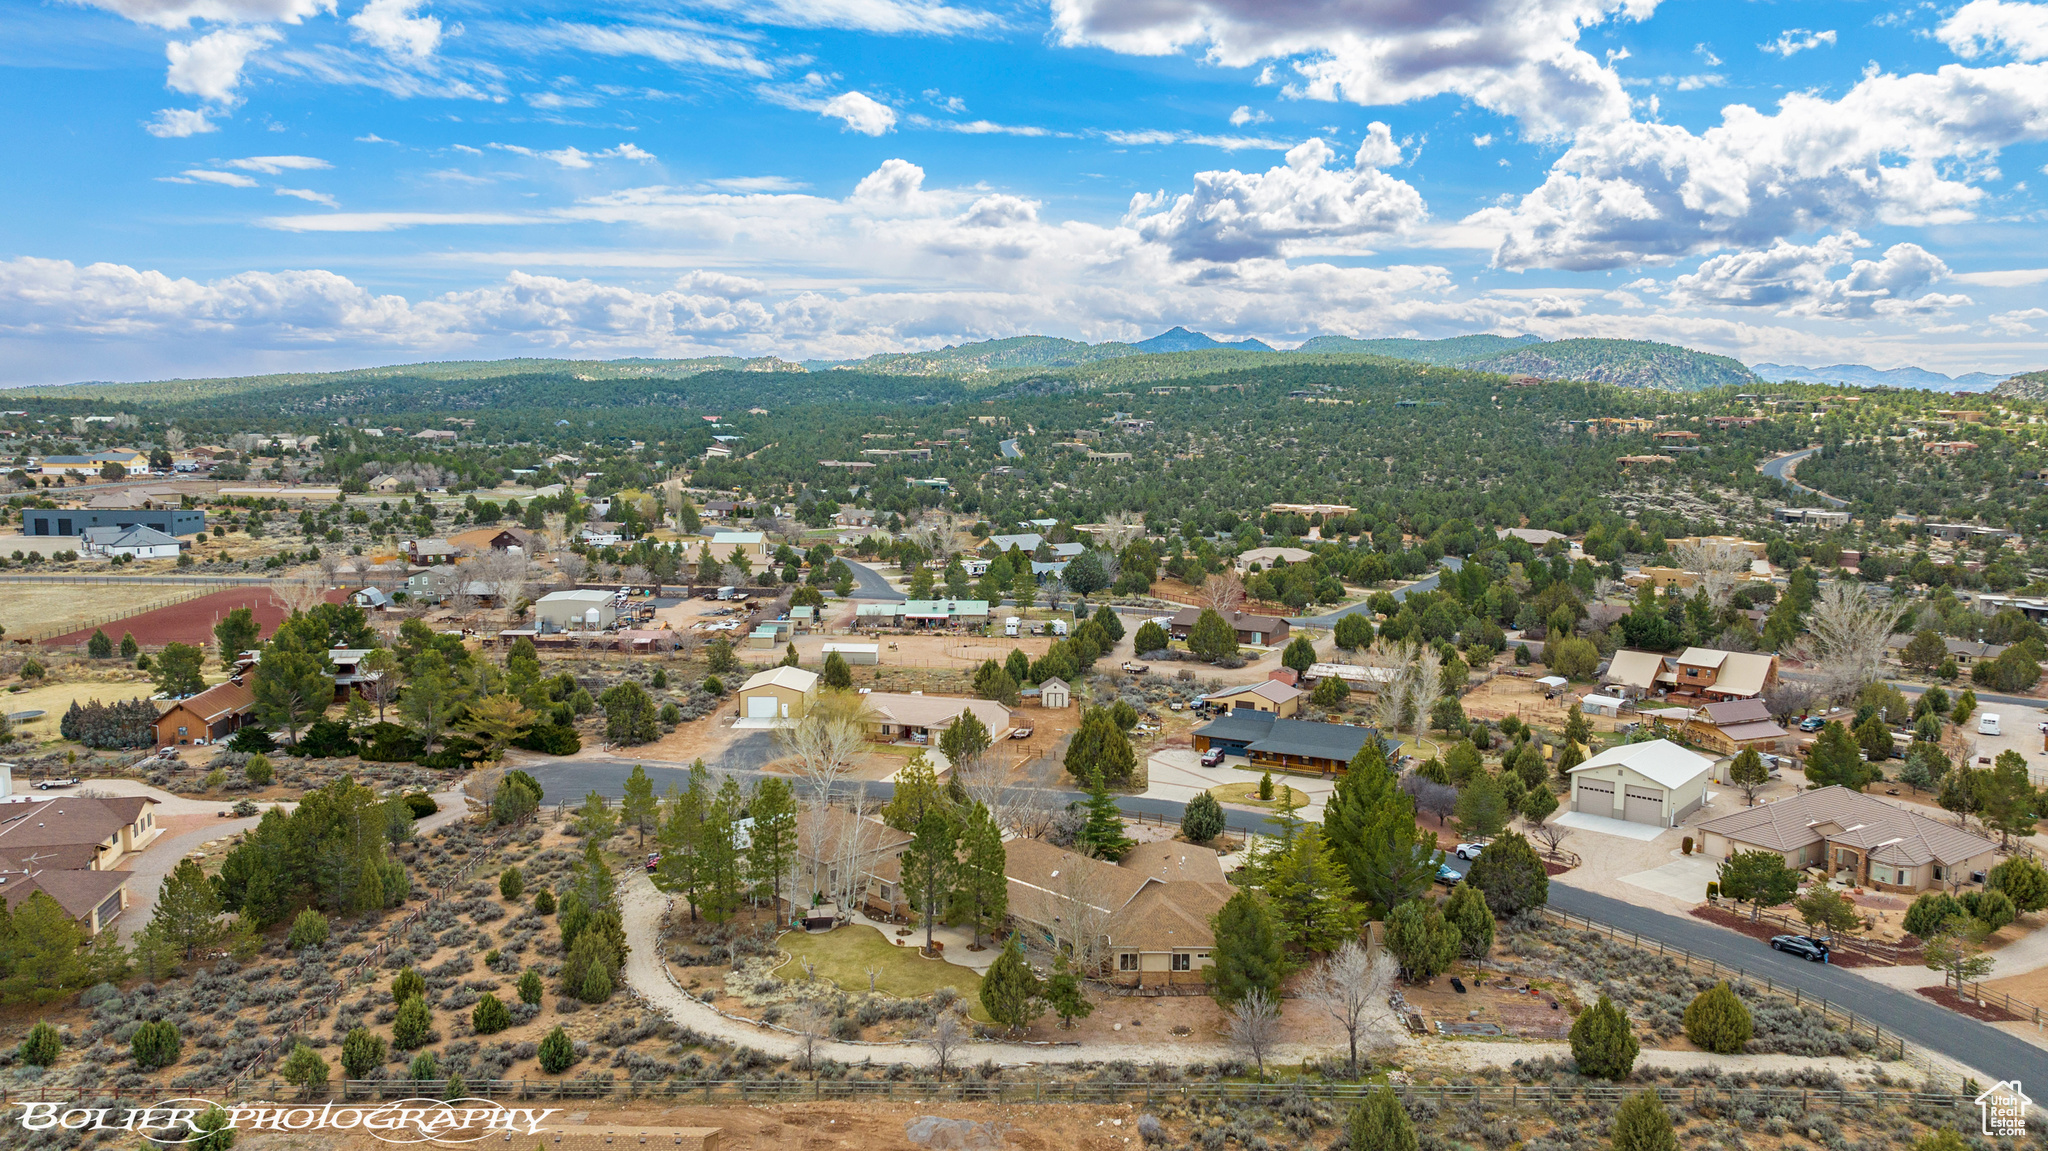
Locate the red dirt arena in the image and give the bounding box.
[43,586,346,648]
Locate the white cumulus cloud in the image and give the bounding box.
[1050,0,1654,139]
[1472,61,2048,270]
[1760,29,1836,57]
[1939,0,2048,61]
[68,0,332,29]
[1126,128,1427,262]
[821,91,897,135]
[1667,232,1968,317]
[1229,105,1270,126]
[348,0,443,59]
[166,26,281,103]
[686,0,995,34]
[145,107,217,137]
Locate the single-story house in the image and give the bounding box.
[1681,698,1792,755]
[855,599,990,630]
[1003,838,1234,986]
[0,866,132,936]
[737,666,819,723]
[153,679,257,746]
[708,531,768,561]
[1192,710,1393,776]
[862,693,1014,743]
[35,449,144,477]
[0,794,162,874]
[1167,607,1290,647]
[535,589,617,632]
[1306,663,1399,693]
[1568,739,1713,828]
[789,606,815,632]
[1200,679,1305,718]
[1695,785,1999,893]
[1039,676,1071,709]
[80,523,182,559]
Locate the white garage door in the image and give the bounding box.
[745,694,779,719]
[1575,780,1613,815]
[1623,786,1665,825]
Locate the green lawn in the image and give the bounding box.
[776,925,988,1018]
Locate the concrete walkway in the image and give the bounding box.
[1143,749,1331,824]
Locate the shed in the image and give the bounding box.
[1567,739,1712,828]
[821,643,879,666]
[1579,693,1625,718]
[1038,676,1071,709]
[1536,675,1569,697]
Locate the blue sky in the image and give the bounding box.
[2,0,2047,384]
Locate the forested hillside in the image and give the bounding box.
[1458,339,1760,391]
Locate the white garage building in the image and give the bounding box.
[1568,739,1713,828]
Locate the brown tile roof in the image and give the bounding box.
[0,868,127,922]
[1697,785,1997,868]
[0,796,155,859]
[1116,841,1227,885]
[1701,698,1772,725]
[1003,839,1151,930]
[1113,881,1230,952]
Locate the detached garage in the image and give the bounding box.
[1567,739,1713,829]
[737,666,819,726]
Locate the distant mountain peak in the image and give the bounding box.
[1131,327,1275,354]
[1750,362,2007,392]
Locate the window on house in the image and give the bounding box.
[878,885,892,901]
[1171,953,1191,972]
[1932,865,1946,881]
[1118,952,1138,971]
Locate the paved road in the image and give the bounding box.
[1760,447,1845,508]
[999,438,1022,459]
[1292,557,1463,627]
[839,558,905,601]
[533,756,2039,1081]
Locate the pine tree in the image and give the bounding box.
[281,1043,329,1092]
[1610,1090,1677,1151]
[499,867,525,901]
[621,764,659,846]
[1569,994,1639,1080]
[132,1020,181,1070]
[152,858,223,959]
[1454,771,1509,838]
[900,808,958,953]
[1064,706,1138,786]
[749,775,798,915]
[18,1022,60,1067]
[1210,889,1286,1007]
[339,1026,385,1079]
[1442,881,1495,960]
[87,628,113,659]
[1681,982,1752,1053]
[698,782,744,924]
[1348,1086,1418,1151]
[882,750,948,831]
[518,969,544,1006]
[952,801,1008,946]
[1181,790,1226,842]
[1464,831,1549,916]
[1384,898,1460,982]
[822,651,853,689]
[391,997,431,1049]
[1323,740,1440,917]
[1078,770,1134,861]
[1805,721,1876,790]
[538,1026,575,1074]
[1043,955,1094,1028]
[1263,825,1363,954]
[979,934,1044,1032]
[472,993,512,1034]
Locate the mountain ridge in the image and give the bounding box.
[1752,362,2008,391]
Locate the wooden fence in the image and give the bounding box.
[0,1076,1990,1113]
[1950,973,2048,1027]
[1728,905,1911,964]
[1541,907,1909,1061]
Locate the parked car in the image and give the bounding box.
[1769,934,1830,962]
[1435,863,1464,886]
[1454,842,1487,860]
[1798,716,1826,732]
[1200,747,1227,768]
[1010,725,1033,740]
[36,778,81,790]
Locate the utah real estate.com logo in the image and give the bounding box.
[1979,1081,2033,1137]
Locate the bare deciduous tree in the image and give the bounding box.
[1226,988,1282,1079]
[272,573,329,618]
[553,551,588,585]
[1096,511,1146,554]
[776,691,875,810]
[1364,640,1417,737]
[791,1001,833,1074]
[1675,540,1751,608]
[829,786,884,913]
[1201,569,1246,614]
[1526,816,1572,857]
[1302,939,1399,1076]
[1052,864,1115,977]
[1411,646,1443,741]
[468,549,532,608]
[1402,773,1458,827]
[1007,786,1066,841]
[923,1010,965,1077]
[1803,582,1894,701]
[164,427,186,452]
